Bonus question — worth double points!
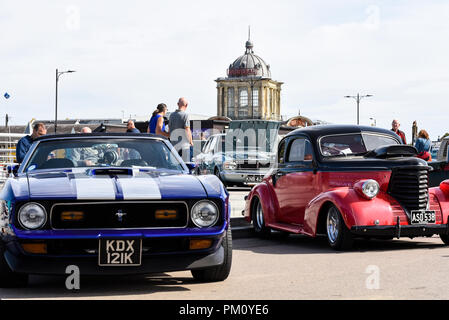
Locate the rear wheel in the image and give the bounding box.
[191,228,232,282]
[252,198,271,237]
[0,241,28,288]
[440,234,449,245]
[326,205,354,251]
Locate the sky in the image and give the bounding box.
[1,0,448,142]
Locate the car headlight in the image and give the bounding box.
[191,200,219,228]
[18,202,47,230]
[361,180,380,199]
[223,161,237,170]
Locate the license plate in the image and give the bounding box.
[245,175,263,183]
[410,210,436,225]
[98,239,142,266]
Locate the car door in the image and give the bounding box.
[272,136,317,225]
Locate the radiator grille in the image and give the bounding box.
[388,167,430,213]
[50,201,189,230]
[236,161,271,170]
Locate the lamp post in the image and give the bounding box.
[55,69,76,134]
[344,93,373,125]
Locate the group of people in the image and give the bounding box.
[15,97,194,164]
[15,111,434,165]
[391,119,432,162]
[147,97,193,161]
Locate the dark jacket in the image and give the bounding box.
[16,135,34,163]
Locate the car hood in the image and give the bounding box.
[224,150,274,161]
[24,168,210,200]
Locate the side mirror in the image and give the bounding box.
[7,164,19,177]
[185,162,197,174]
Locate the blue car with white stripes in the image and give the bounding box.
[0,133,232,287]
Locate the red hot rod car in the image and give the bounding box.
[244,125,449,250]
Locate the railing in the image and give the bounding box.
[0,133,26,185]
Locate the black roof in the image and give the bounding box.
[34,132,166,142]
[286,124,401,142]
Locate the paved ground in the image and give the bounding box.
[2,234,449,300]
[2,188,449,300]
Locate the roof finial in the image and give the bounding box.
[245,26,253,53]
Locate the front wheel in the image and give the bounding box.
[191,228,232,282]
[0,242,29,288]
[251,197,271,237]
[326,205,354,251]
[214,168,227,188]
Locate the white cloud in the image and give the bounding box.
[1,0,448,141]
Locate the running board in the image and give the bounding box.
[267,222,304,234]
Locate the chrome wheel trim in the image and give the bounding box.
[327,207,340,244]
[256,200,264,230]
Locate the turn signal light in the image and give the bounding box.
[61,211,84,221]
[440,180,449,195]
[155,210,178,220]
[189,239,213,250]
[21,243,47,254]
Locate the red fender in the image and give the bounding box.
[303,188,407,237]
[430,187,449,224]
[244,182,279,225]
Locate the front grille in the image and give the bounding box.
[388,167,430,213]
[50,201,188,230]
[236,162,271,170]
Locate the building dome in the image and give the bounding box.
[227,40,271,79]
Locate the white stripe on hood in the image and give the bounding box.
[118,177,162,200]
[75,178,116,200]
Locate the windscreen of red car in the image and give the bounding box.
[319,133,399,157]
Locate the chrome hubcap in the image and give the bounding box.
[327,207,340,243]
[256,201,264,229]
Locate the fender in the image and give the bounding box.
[245,181,279,225]
[303,187,405,237]
[430,187,449,224]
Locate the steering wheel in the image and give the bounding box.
[101,150,119,164]
[322,146,347,157]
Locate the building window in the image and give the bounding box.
[267,90,271,119]
[227,88,235,118]
[239,88,248,118]
[252,88,259,118]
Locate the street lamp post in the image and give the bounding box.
[344,93,373,125]
[55,68,76,134]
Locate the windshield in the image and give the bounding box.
[225,121,281,153]
[24,138,184,172]
[319,133,400,157]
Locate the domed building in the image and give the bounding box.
[215,36,283,120]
